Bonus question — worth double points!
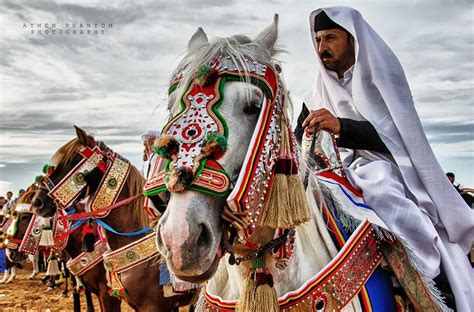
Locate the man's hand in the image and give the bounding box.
[302,108,341,134]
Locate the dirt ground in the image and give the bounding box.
[0,264,135,312]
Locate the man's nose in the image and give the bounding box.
[317,41,327,54]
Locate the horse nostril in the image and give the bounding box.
[196,223,212,250]
[33,198,43,209]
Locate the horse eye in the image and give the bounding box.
[243,99,261,115]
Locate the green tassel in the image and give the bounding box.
[196,64,213,79]
[42,164,52,174]
[252,256,265,269]
[202,132,228,160]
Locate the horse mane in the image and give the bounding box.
[127,165,149,227]
[51,138,82,166]
[17,189,37,204]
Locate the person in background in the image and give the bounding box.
[141,130,163,222]
[446,172,473,207]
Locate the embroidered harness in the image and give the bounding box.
[39,145,131,218]
[38,142,162,295]
[144,55,289,245]
[1,203,68,253]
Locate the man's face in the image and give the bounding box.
[447,176,455,183]
[143,135,157,161]
[6,192,12,200]
[315,29,355,75]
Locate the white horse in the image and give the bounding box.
[154,16,450,312]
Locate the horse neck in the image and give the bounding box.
[99,179,147,251]
[64,225,88,259]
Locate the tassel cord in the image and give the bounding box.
[233,229,294,265]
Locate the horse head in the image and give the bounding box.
[155,16,283,283]
[5,189,37,263]
[32,126,107,217]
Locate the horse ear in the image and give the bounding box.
[254,14,278,54]
[74,126,95,147]
[188,27,208,51]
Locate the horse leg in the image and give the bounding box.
[5,266,15,284]
[0,258,13,284]
[28,253,39,279]
[85,288,95,312]
[39,250,46,272]
[46,274,56,291]
[62,263,70,298]
[98,290,122,312]
[70,276,81,312]
[0,269,10,284]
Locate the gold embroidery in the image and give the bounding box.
[89,156,130,217]
[103,232,158,274]
[66,241,108,276]
[50,152,103,208]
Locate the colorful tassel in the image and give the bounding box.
[195,64,219,87]
[202,132,227,160]
[34,175,44,184]
[46,253,60,276]
[42,164,54,175]
[165,166,193,192]
[257,173,289,229]
[236,257,279,312]
[40,224,55,247]
[257,119,310,229]
[236,277,256,311]
[286,175,310,225]
[154,135,179,158]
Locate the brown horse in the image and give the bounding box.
[7,189,121,312]
[32,127,198,311]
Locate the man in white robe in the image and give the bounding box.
[296,7,473,311]
[141,130,162,221]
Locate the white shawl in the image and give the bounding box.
[303,7,473,310]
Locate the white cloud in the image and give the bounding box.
[0,0,473,190]
[0,181,13,196]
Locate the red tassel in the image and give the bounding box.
[254,268,274,287]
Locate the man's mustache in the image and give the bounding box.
[321,51,333,58]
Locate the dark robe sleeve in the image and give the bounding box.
[294,103,310,145]
[294,103,390,153]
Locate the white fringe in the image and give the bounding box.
[194,289,206,312]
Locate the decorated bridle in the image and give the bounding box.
[37,144,131,218]
[145,55,310,271]
[0,202,69,255]
[35,139,153,254]
[0,204,32,250]
[144,53,311,310]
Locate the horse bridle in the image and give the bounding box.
[2,203,36,250]
[145,55,298,260]
[37,145,110,210]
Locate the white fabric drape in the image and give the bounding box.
[303,6,473,310]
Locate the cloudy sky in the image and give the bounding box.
[0,0,473,195]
